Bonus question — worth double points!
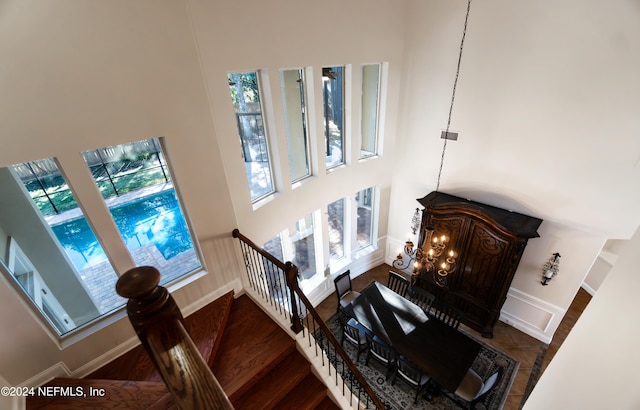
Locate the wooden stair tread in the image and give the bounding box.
[231,350,311,409]
[147,392,176,409]
[36,292,338,409]
[315,396,341,410]
[273,373,328,409]
[87,291,234,381]
[185,290,234,367]
[26,378,167,410]
[211,294,296,397]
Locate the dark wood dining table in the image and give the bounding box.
[343,281,481,392]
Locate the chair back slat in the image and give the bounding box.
[387,271,410,297]
[397,356,423,385]
[433,304,464,329]
[407,286,436,313]
[344,322,363,344]
[366,334,396,363]
[334,270,353,297]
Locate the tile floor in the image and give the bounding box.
[314,264,591,410]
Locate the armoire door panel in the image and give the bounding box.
[414,191,542,338]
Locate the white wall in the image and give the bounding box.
[524,226,640,409]
[387,0,640,342]
[0,0,240,384]
[0,0,406,385]
[186,0,405,246]
[1,0,638,389]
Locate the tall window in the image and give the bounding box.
[356,187,375,249]
[281,69,311,183]
[360,64,381,158]
[0,160,116,335]
[228,71,275,202]
[322,66,345,169]
[327,198,345,263]
[82,138,201,285]
[264,211,320,283]
[0,138,201,337]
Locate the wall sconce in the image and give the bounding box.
[410,208,421,235]
[541,252,561,285]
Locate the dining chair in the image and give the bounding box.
[339,317,371,363]
[387,271,410,297]
[432,304,465,329]
[391,355,431,404]
[365,334,397,381]
[452,367,503,409]
[333,270,361,313]
[406,286,436,314]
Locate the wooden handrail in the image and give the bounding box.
[285,268,386,410]
[116,266,234,410]
[233,229,304,332]
[232,228,286,269]
[232,229,384,408]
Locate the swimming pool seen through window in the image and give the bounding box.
[0,138,202,338]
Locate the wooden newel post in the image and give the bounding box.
[116,266,184,333]
[285,262,304,333]
[117,266,234,410]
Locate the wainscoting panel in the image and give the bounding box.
[384,236,412,272]
[500,288,565,344]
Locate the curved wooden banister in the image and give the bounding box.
[117,266,234,410]
[233,228,384,408]
[232,228,287,269]
[285,268,386,410]
[233,229,304,332]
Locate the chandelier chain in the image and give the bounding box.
[436,0,472,192]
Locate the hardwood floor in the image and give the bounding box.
[28,264,589,409]
[314,264,592,410]
[29,292,339,410]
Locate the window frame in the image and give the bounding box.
[280,68,313,185]
[354,186,378,252]
[0,138,205,345]
[228,70,277,203]
[322,65,347,171]
[359,63,382,159]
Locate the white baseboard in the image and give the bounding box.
[0,374,25,410]
[18,278,245,387]
[19,362,73,388]
[179,278,243,317]
[581,282,596,296]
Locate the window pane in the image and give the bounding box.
[356,187,374,248]
[1,160,120,335]
[323,66,345,169]
[291,214,317,280]
[82,138,202,286]
[360,64,381,158]
[328,198,345,262]
[281,69,311,183]
[265,212,318,282]
[228,71,275,201]
[84,141,169,200]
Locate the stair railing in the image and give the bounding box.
[232,229,385,409]
[116,266,234,410]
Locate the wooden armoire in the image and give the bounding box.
[414,191,542,338]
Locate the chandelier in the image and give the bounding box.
[393,210,457,287]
